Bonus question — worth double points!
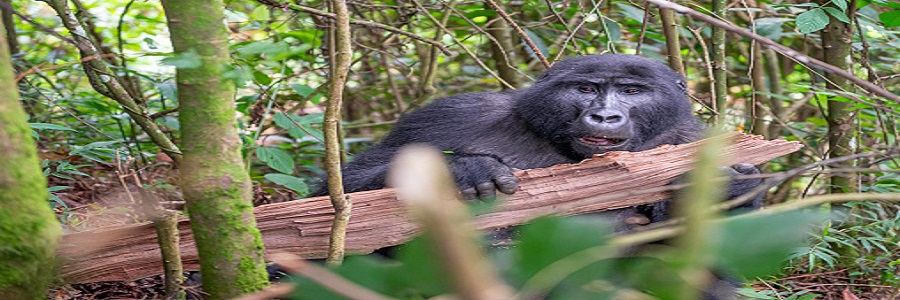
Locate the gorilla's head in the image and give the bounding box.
[513,54,695,158]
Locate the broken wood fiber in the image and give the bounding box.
[58,132,801,283]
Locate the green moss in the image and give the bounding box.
[0,23,62,298]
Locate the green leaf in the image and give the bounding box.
[30,123,76,132]
[823,7,850,23]
[69,140,122,165]
[273,112,324,141]
[263,173,308,195]
[832,0,848,11]
[602,16,622,43]
[161,50,202,69]
[249,5,270,21]
[796,8,830,33]
[291,84,315,97]
[522,29,549,62]
[711,210,829,278]
[879,10,900,27]
[872,0,900,8]
[48,186,72,193]
[256,147,295,174]
[508,217,611,285]
[252,70,272,85]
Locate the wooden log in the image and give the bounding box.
[58,133,801,283]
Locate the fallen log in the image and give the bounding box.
[58,132,801,283]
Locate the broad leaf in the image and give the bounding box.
[256,147,295,174]
[824,7,850,23]
[879,10,900,27]
[796,8,829,33]
[30,123,76,132]
[263,173,308,195]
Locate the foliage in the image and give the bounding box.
[7,0,900,297]
[286,211,826,299]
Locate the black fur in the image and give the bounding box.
[312,54,761,210]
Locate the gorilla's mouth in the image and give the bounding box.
[578,136,628,147]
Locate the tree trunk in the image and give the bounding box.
[160,0,269,298]
[0,18,61,299]
[710,0,728,124]
[486,13,520,89]
[816,0,857,193]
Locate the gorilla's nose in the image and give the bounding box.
[583,108,628,131]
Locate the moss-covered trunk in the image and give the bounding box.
[161,0,269,298]
[0,19,61,299]
[816,0,857,193]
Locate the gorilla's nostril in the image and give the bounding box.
[590,112,623,123]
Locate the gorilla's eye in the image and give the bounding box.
[620,88,642,95]
[577,86,597,93]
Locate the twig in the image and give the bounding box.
[484,0,551,68]
[406,0,514,93]
[323,0,353,266]
[255,0,454,56]
[271,253,394,300]
[635,1,652,55]
[391,146,515,300]
[41,0,183,164]
[659,7,684,75]
[645,0,900,103]
[543,0,582,54]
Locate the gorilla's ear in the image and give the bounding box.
[677,80,687,93]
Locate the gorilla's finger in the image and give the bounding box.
[494,174,518,195]
[460,188,478,201]
[730,163,759,175]
[475,182,497,199]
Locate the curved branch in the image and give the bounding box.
[484,0,552,68]
[646,0,899,103]
[254,0,454,56]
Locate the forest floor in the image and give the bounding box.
[44,160,897,299]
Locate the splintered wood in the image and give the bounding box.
[58,132,801,283]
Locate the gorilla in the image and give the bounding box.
[313,54,761,220]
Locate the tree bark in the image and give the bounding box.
[816,0,858,193]
[324,0,353,266]
[710,0,728,124]
[660,8,684,75]
[161,0,269,298]
[486,13,521,89]
[0,17,61,299]
[58,133,801,284]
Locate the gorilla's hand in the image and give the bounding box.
[724,163,764,209]
[447,154,519,200]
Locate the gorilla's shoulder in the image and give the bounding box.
[422,91,515,110]
[400,91,516,122]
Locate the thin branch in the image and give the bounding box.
[543,0,582,54]
[324,0,353,266]
[271,253,395,300]
[645,0,900,103]
[406,0,514,92]
[41,0,183,164]
[11,10,75,45]
[484,0,551,68]
[255,0,454,56]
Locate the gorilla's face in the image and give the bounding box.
[513,55,693,158]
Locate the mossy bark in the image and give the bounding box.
[710,0,728,124]
[0,18,61,299]
[161,0,269,298]
[816,0,857,193]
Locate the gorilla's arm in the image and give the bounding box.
[312,92,519,196]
